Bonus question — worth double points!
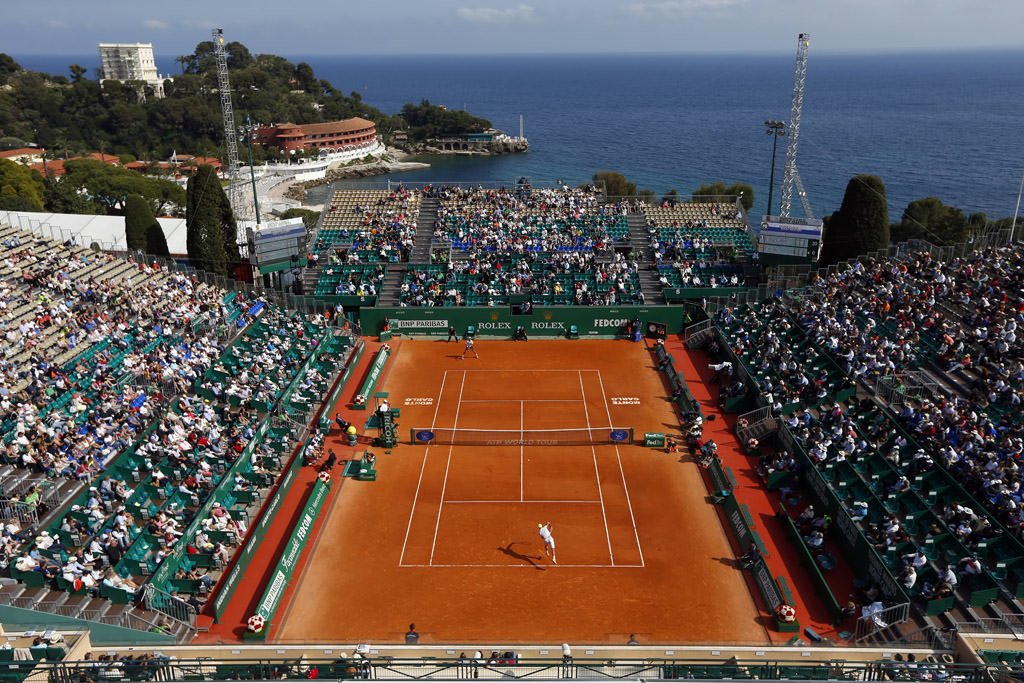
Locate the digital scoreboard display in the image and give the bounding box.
[758,216,824,261]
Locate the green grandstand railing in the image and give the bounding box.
[18,655,999,683]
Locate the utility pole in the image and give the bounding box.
[764,120,786,218]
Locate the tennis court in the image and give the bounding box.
[400,368,643,569]
[276,339,766,644]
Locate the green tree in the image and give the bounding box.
[818,174,890,266]
[692,181,754,210]
[124,194,153,250]
[399,100,491,141]
[145,222,170,257]
[62,159,184,215]
[0,137,27,151]
[892,196,970,245]
[660,189,680,206]
[279,207,321,231]
[186,165,230,275]
[68,64,87,84]
[43,177,98,214]
[0,158,45,210]
[592,171,637,198]
[0,54,21,85]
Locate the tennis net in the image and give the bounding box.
[410,427,634,446]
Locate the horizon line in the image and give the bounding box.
[10,45,1024,59]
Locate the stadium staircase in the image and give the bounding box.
[627,211,666,304]
[410,196,439,263]
[377,196,438,307]
[378,264,407,307]
[301,265,322,297]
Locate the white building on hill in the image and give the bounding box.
[98,42,168,99]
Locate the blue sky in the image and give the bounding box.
[5,0,1023,56]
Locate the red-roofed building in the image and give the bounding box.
[0,148,46,166]
[124,155,222,176]
[29,152,121,178]
[254,118,377,153]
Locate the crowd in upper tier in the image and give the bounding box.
[433,185,631,254]
[714,241,1024,613]
[0,223,345,623]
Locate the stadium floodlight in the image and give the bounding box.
[764,120,787,218]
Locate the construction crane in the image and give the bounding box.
[778,33,815,220]
[212,28,248,223]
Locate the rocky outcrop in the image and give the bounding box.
[282,161,432,200]
[399,139,529,156]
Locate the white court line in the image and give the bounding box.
[596,370,646,568]
[400,563,643,569]
[520,400,524,502]
[399,370,448,565]
[428,370,466,566]
[579,370,614,566]
[458,399,584,403]
[455,369,596,372]
[444,500,603,504]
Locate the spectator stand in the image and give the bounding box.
[210,339,364,625]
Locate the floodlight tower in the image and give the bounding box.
[778,33,815,220]
[213,28,247,222]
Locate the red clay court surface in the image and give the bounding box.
[273,339,768,645]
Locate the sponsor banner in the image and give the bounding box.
[361,306,688,338]
[390,319,450,329]
[255,478,332,624]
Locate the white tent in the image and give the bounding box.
[0,210,247,257]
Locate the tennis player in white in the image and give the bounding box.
[538,522,557,564]
[459,336,479,360]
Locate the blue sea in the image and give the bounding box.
[17,51,1024,221]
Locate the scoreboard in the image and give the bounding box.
[758,215,823,262]
[248,218,307,274]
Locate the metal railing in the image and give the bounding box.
[0,497,39,525]
[953,614,1024,637]
[142,583,198,629]
[25,656,999,683]
[735,405,777,445]
[853,601,911,643]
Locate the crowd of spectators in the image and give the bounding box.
[433,185,629,253]
[0,228,342,619]
[315,187,419,262]
[398,251,641,307]
[716,241,1024,616]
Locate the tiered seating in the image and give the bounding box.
[717,300,854,414]
[657,263,746,289]
[710,241,1024,623]
[0,223,352,630]
[314,188,420,262]
[313,263,385,298]
[433,185,629,253]
[398,252,642,307]
[643,203,755,261]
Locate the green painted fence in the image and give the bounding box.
[663,287,748,302]
[352,345,390,409]
[250,477,332,637]
[361,306,686,338]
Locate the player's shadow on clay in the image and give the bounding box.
[498,542,545,570]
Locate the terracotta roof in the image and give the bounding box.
[0,148,44,159]
[30,159,66,177]
[303,117,375,135]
